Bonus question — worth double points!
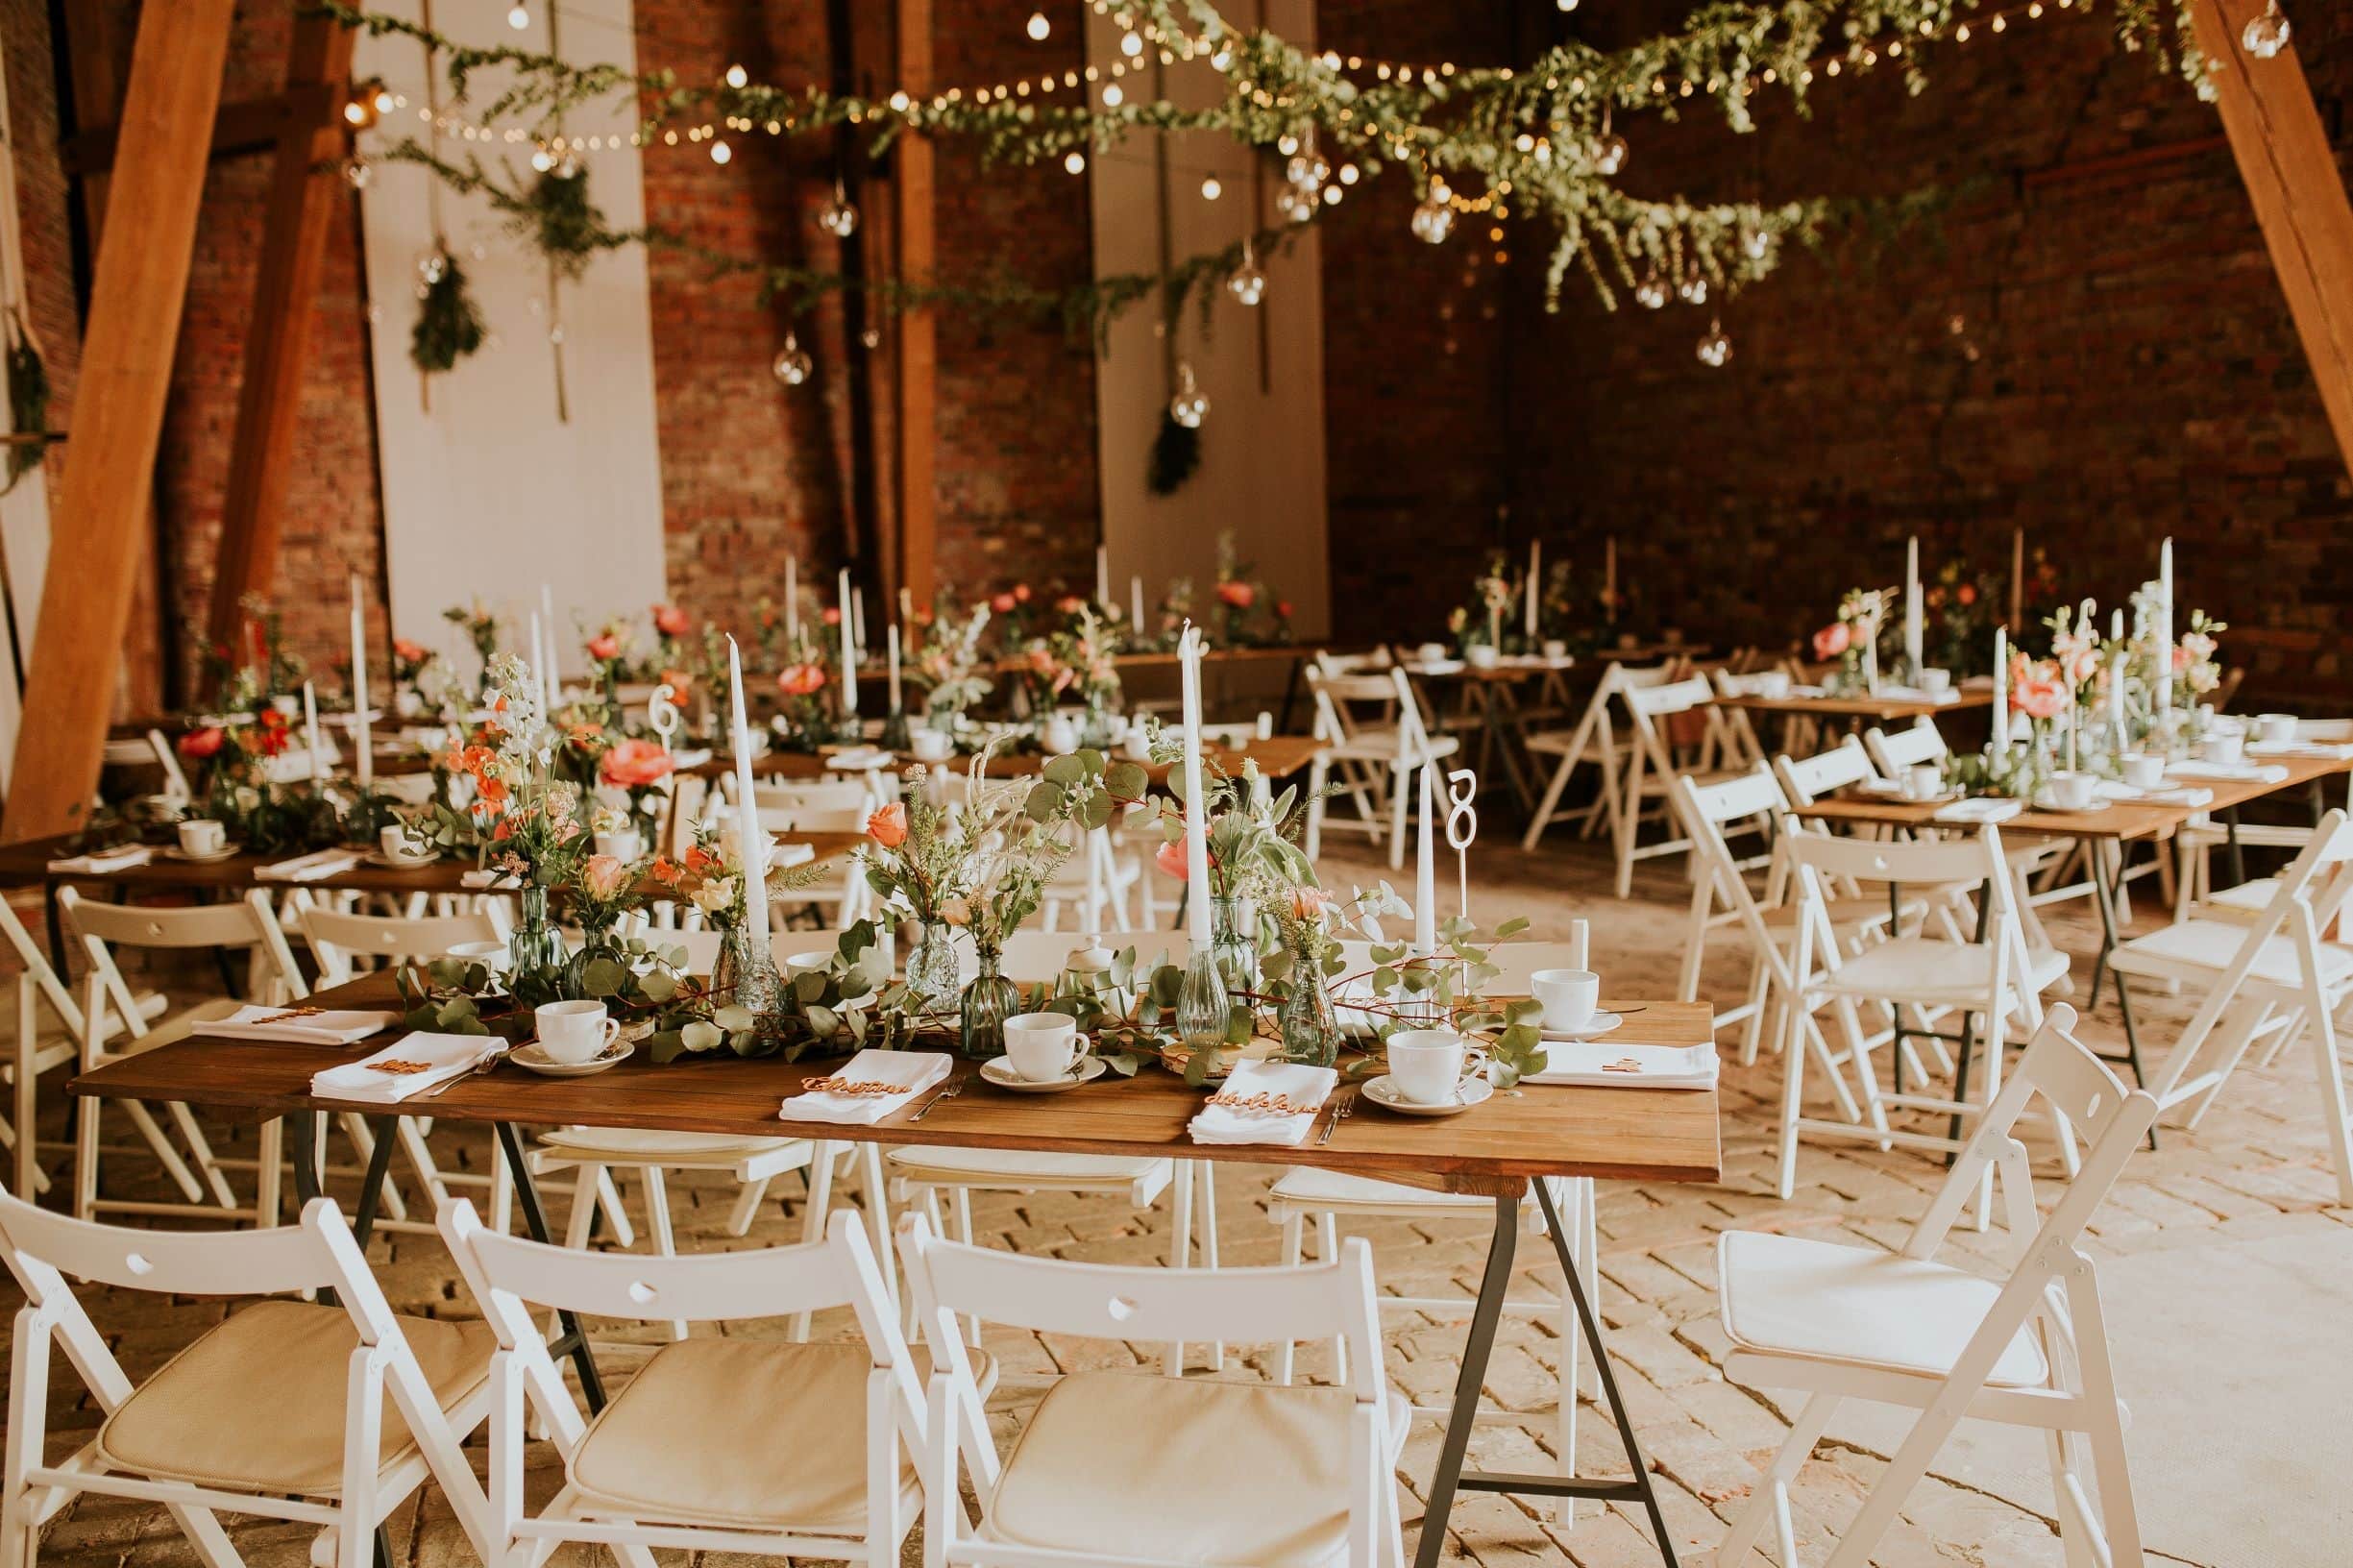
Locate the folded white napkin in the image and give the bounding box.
[1526,1040,1719,1090]
[2167,760,2292,783]
[772,842,818,870]
[2139,786,2215,807]
[1876,685,1961,705]
[256,848,364,883]
[46,845,155,874]
[197,1004,396,1046]
[312,1033,502,1104]
[1788,684,1827,698]
[2251,741,2353,761]
[1854,778,1907,797]
[1189,1060,1338,1147]
[780,1048,952,1125]
[2094,779,2144,801]
[671,747,714,771]
[460,868,512,890]
[1933,797,2024,824]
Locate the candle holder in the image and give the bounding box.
[878,705,912,751]
[711,924,781,1018]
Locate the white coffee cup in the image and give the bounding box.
[2258,713,2297,746]
[910,728,954,763]
[1122,729,1156,761]
[380,823,432,863]
[784,948,833,979]
[1386,1029,1483,1107]
[447,941,506,982]
[2120,753,2166,790]
[1917,667,1952,697]
[1003,1013,1080,1082]
[1529,968,1600,1037]
[1465,645,1501,671]
[1905,764,1942,800]
[1756,671,1793,698]
[2047,771,2097,811]
[2207,729,2245,767]
[1416,642,1449,665]
[593,827,642,862]
[1041,715,1081,756]
[178,818,227,856]
[534,999,619,1065]
[1542,639,1569,661]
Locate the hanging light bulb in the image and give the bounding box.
[861,326,883,350]
[506,3,530,28]
[1741,225,1772,262]
[1557,0,1580,9]
[1120,30,1144,57]
[1168,361,1209,429]
[1678,274,1709,306]
[818,178,859,236]
[724,63,749,89]
[1064,149,1089,174]
[415,245,450,287]
[1410,185,1455,244]
[1227,238,1266,306]
[772,332,813,386]
[709,139,732,164]
[1634,269,1668,309]
[2243,0,2291,57]
[1697,319,1732,367]
[530,146,556,173]
[1026,10,1051,40]
[1199,175,1223,200]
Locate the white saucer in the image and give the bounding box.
[827,748,895,771]
[1362,1073,1493,1116]
[364,850,443,870]
[511,1041,632,1077]
[1539,1010,1625,1042]
[2031,793,2111,815]
[980,1056,1109,1093]
[163,844,242,864]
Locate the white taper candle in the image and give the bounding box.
[1179,625,1213,945]
[1415,761,1436,957]
[727,636,772,962]
[349,574,371,787]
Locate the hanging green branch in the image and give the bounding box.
[1147,414,1201,495]
[410,245,486,374]
[519,162,603,280]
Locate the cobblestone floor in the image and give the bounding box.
[6,833,2347,1567]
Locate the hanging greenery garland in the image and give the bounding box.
[410,243,486,373]
[519,162,602,281]
[1148,413,1202,495]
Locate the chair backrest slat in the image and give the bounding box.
[0,1189,341,1299]
[1772,737,1877,806]
[1863,717,1947,774]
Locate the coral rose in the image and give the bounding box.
[600,737,674,789]
[1013,584,1031,603]
[1811,622,1851,660]
[867,800,909,849]
[179,725,225,760]
[777,663,827,697]
[580,855,631,901]
[651,603,690,638]
[1215,579,1256,609]
[822,606,843,625]
[2010,662,2069,722]
[991,592,1017,613]
[1154,840,1189,880]
[586,633,621,661]
[659,668,693,695]
[392,638,427,663]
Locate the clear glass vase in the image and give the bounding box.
[562,919,628,1001]
[1176,948,1232,1048]
[904,919,961,1014]
[710,923,780,1017]
[1277,970,1340,1066]
[1211,894,1258,992]
[506,885,570,992]
[959,947,1020,1059]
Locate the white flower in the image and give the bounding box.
[690,877,737,915]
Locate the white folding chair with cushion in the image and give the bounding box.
[0,1191,493,1568]
[57,886,312,1224]
[1267,929,1601,1527]
[1776,827,2059,1209]
[1304,665,1458,865]
[1714,1004,2153,1568]
[896,1210,1407,1568]
[441,1199,929,1568]
[1521,661,1677,851]
[2118,811,2353,1201]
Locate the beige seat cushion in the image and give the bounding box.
[1813,938,2048,1006]
[537,1127,811,1165]
[986,1371,1394,1566]
[96,1299,493,1496]
[2114,918,2353,990]
[887,1147,1170,1192]
[1268,1167,1491,1216]
[1718,1232,2047,1388]
[568,1338,987,1531]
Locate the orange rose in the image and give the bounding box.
[867,800,909,848]
[600,737,675,789]
[179,725,225,760]
[651,604,690,638]
[1215,579,1256,609]
[777,663,827,697]
[392,638,427,663]
[659,668,693,695]
[1812,622,1851,659]
[586,633,621,661]
[991,592,1017,613]
[1154,840,1189,880]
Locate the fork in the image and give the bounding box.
[1316,1086,1360,1145]
[415,1048,508,1100]
[907,1077,964,1122]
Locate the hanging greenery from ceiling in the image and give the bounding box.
[324,0,2203,332]
[410,244,487,373]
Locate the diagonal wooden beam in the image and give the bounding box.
[61,88,339,177]
[2191,0,2353,469]
[2,0,236,841]
[895,0,937,613]
[205,12,356,658]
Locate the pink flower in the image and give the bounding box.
[1057,596,1087,615]
[599,738,675,789]
[1812,622,1851,660]
[580,855,631,901]
[1013,583,1031,603]
[179,725,225,760]
[651,603,690,638]
[991,592,1017,614]
[822,606,843,626]
[777,663,827,697]
[1154,840,1189,880]
[1216,579,1256,609]
[586,633,621,661]
[392,638,427,663]
[2011,659,2069,722]
[867,800,908,849]
[1289,886,1332,921]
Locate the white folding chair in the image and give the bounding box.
[0,1191,493,1568]
[1303,665,1458,866]
[712,778,874,927]
[441,1199,925,1568]
[1777,827,2057,1209]
[1264,940,1598,1528]
[2118,810,2353,1201]
[57,887,310,1224]
[896,1210,1407,1568]
[1521,661,1677,851]
[1609,674,1752,897]
[1714,1003,2153,1568]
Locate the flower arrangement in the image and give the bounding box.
[583,618,638,699]
[1211,528,1285,646]
[413,657,587,896]
[1925,560,2005,676]
[1816,585,1894,693]
[442,599,502,698]
[176,710,348,852]
[910,596,993,731]
[1154,577,1194,651]
[196,594,305,712]
[1038,606,1122,716]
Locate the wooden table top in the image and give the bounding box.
[738,735,1325,786]
[69,975,1723,1194]
[1794,751,2346,843]
[0,832,868,896]
[1719,689,1996,721]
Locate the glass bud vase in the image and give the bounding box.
[904,919,962,1015]
[506,885,570,992]
[958,946,1020,1059]
[1175,948,1232,1051]
[710,924,780,1018]
[1277,973,1340,1066]
[562,918,628,1001]
[1210,894,1259,992]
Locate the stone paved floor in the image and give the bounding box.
[6,832,2348,1568]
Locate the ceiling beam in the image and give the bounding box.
[60,86,338,177]
[894,0,937,615]
[2,0,236,842]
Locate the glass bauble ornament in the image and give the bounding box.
[340,157,373,190]
[1275,184,1315,224]
[1592,133,1629,176]
[1741,226,1773,261]
[1410,194,1454,244]
[1634,273,1669,309]
[415,246,450,287]
[772,332,813,386]
[2243,1,2290,57]
[1285,152,1328,190]
[818,184,860,237]
[1227,240,1266,306]
[1679,275,1709,306]
[1168,361,1209,429]
[1697,319,1732,368]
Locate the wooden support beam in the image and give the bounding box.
[2,0,236,841]
[894,0,937,613]
[2191,0,2353,469]
[205,14,356,657]
[60,88,337,177]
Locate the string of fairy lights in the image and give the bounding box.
[328,0,2257,390]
